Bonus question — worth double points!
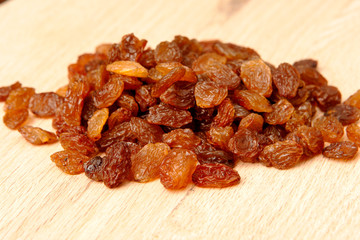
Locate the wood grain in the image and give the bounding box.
[1,0,360,239]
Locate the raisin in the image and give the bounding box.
[192,163,240,188]
[84,156,104,181]
[192,52,227,74]
[155,62,197,83]
[130,117,164,145]
[263,125,287,144]
[325,104,360,125]
[212,98,235,127]
[205,61,241,90]
[344,90,360,109]
[312,85,341,112]
[233,103,250,120]
[346,123,360,146]
[138,48,156,69]
[286,126,324,157]
[228,127,259,158]
[4,87,35,111]
[206,126,234,150]
[131,143,170,182]
[59,132,98,156]
[147,103,192,128]
[273,63,300,98]
[117,92,139,116]
[110,74,142,90]
[118,33,147,62]
[322,141,358,160]
[196,150,234,168]
[240,58,272,97]
[0,81,22,101]
[259,140,303,169]
[102,141,132,188]
[296,66,328,86]
[194,80,227,108]
[51,150,89,175]
[239,113,264,132]
[29,92,64,118]
[160,81,195,110]
[312,116,344,143]
[18,126,58,145]
[293,59,318,69]
[97,121,136,150]
[107,107,132,129]
[3,109,29,129]
[154,41,182,63]
[233,90,273,112]
[264,99,295,125]
[55,85,68,98]
[135,85,157,112]
[213,42,260,61]
[162,128,201,149]
[87,108,109,141]
[151,66,186,97]
[95,43,112,56]
[106,61,148,78]
[159,149,197,189]
[92,76,124,108]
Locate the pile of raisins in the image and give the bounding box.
[1,33,360,189]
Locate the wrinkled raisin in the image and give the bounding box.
[322,141,358,160]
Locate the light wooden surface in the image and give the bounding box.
[1,0,360,239]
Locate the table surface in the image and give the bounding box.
[1,0,360,239]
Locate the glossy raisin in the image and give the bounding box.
[51,150,89,175]
[192,163,240,188]
[18,126,58,145]
[239,113,264,132]
[322,141,358,160]
[162,128,201,149]
[84,156,104,181]
[344,90,360,109]
[87,108,109,141]
[325,104,360,125]
[130,117,164,145]
[346,123,360,146]
[0,81,22,101]
[312,116,344,143]
[233,90,273,112]
[29,92,64,118]
[264,99,295,125]
[228,127,259,158]
[147,103,192,128]
[194,80,227,108]
[151,66,186,97]
[154,41,182,63]
[160,81,195,110]
[273,63,300,98]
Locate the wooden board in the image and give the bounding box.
[1,0,360,239]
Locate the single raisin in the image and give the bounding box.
[18,126,57,145]
[322,141,358,160]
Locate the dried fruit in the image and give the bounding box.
[59,132,98,156]
[233,90,273,112]
[160,81,195,109]
[87,108,109,141]
[325,104,360,125]
[312,85,341,112]
[346,123,360,146]
[240,58,272,97]
[131,143,170,182]
[344,90,360,109]
[84,156,104,181]
[18,126,57,145]
[322,141,358,160]
[286,126,324,157]
[192,163,240,188]
[3,109,29,129]
[259,140,303,169]
[239,113,264,132]
[273,63,300,98]
[213,98,235,127]
[162,128,201,149]
[159,149,197,189]
[264,99,295,125]
[130,117,164,145]
[29,92,63,118]
[228,127,259,158]
[155,41,182,63]
[194,80,227,108]
[147,103,192,128]
[151,66,185,97]
[312,116,344,143]
[206,126,234,150]
[106,61,148,77]
[51,150,89,175]
[0,81,22,101]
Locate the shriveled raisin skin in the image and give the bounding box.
[159,149,197,189]
[312,116,344,143]
[87,108,109,141]
[96,121,136,150]
[206,61,241,90]
[155,41,182,63]
[264,99,295,125]
[151,66,186,97]
[194,80,227,108]
[130,117,164,145]
[213,98,235,127]
[346,123,360,146]
[239,113,264,132]
[131,143,170,182]
[135,85,157,112]
[92,76,124,108]
[59,132,98,156]
[259,140,303,169]
[240,58,272,97]
[162,128,201,149]
[51,150,89,175]
[84,156,104,181]
[3,109,29,129]
[206,126,234,150]
[233,90,273,112]
[192,52,227,74]
[325,104,360,126]
[322,141,358,160]
[313,85,342,112]
[160,81,195,110]
[273,63,300,98]
[192,163,240,188]
[4,87,35,111]
[0,81,21,101]
[147,103,192,128]
[18,126,58,145]
[117,92,139,116]
[29,92,64,118]
[102,142,132,188]
[228,127,259,159]
[344,90,360,109]
[286,126,324,157]
[107,107,132,129]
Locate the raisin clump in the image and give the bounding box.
[1,34,360,191]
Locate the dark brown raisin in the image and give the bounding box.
[322,141,358,160]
